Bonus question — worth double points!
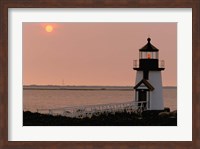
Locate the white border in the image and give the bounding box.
[8,8,192,141]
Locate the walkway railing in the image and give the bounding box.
[133,60,165,69]
[37,101,147,118]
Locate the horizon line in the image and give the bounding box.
[23,84,177,87]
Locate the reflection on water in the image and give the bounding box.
[23,87,177,112]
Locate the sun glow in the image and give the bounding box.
[45,25,53,32]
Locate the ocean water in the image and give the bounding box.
[23,87,177,112]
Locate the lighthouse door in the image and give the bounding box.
[138,90,147,109]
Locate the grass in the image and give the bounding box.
[23,110,177,126]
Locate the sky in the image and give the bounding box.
[23,23,177,86]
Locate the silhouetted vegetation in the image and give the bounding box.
[23,110,177,126]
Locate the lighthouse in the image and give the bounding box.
[133,38,165,110]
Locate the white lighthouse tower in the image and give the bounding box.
[133,38,165,110]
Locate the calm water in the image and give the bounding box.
[23,87,177,112]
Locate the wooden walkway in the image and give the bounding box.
[37,101,147,118]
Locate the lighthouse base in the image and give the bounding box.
[135,71,164,110]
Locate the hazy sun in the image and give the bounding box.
[45,25,53,32]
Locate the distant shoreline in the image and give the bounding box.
[23,85,177,91]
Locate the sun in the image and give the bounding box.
[45,25,53,32]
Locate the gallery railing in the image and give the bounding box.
[133,60,165,69]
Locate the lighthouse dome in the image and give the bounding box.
[139,38,159,52]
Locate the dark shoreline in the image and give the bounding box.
[23,110,177,126]
[23,88,133,91]
[23,86,177,91]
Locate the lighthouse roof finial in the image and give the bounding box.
[147,37,151,43]
[139,38,159,52]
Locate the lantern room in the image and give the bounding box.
[139,50,158,59]
[134,38,164,72]
[139,38,159,59]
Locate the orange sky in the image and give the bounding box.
[23,23,177,86]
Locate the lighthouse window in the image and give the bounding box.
[140,51,158,59]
